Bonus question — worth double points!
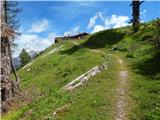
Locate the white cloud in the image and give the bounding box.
[140,9,147,22]
[16,34,39,44]
[64,26,80,36]
[88,14,98,29]
[105,15,130,29]
[73,26,80,33]
[28,19,49,33]
[88,12,130,33]
[140,9,146,17]
[78,2,94,6]
[87,12,104,29]
[13,33,57,57]
[92,25,107,33]
[48,33,57,44]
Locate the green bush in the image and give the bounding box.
[126,53,135,58]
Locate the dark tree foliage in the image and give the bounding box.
[5,0,22,34]
[5,0,21,78]
[4,0,21,82]
[19,48,31,67]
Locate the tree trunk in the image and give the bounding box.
[131,0,143,32]
[1,0,19,113]
[132,0,140,32]
[1,37,14,113]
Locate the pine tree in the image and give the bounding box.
[19,48,31,67]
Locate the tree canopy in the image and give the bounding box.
[19,48,31,67]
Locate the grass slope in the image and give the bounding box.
[2,21,160,120]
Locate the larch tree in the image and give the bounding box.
[130,0,144,32]
[1,0,21,113]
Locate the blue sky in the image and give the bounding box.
[14,1,160,57]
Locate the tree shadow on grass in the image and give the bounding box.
[134,51,160,80]
[82,30,125,49]
[61,30,125,55]
[60,45,81,55]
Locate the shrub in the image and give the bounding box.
[152,18,160,49]
[126,53,135,58]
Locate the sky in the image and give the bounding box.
[13,1,160,57]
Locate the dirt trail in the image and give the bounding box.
[115,58,128,120]
[62,41,129,119]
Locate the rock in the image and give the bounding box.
[26,68,31,72]
[63,62,108,91]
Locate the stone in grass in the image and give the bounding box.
[26,68,31,72]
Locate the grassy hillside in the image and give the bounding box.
[2,21,160,120]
